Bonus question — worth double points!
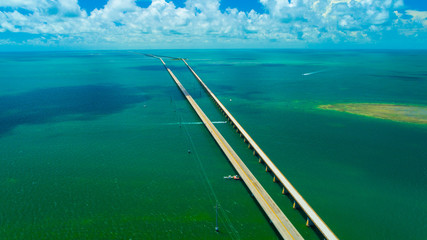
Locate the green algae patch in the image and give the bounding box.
[318,103,427,124]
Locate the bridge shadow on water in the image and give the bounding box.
[0,85,149,137]
[260,160,328,240]
[225,161,325,240]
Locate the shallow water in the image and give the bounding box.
[0,50,426,239]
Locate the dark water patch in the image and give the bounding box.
[182,63,234,74]
[0,52,45,62]
[258,63,286,67]
[202,83,270,101]
[196,63,234,68]
[0,85,148,137]
[135,85,187,99]
[208,84,236,93]
[370,74,425,81]
[128,65,165,71]
[226,57,256,61]
[392,75,424,81]
[168,65,191,71]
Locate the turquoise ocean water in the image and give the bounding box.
[0,50,426,239]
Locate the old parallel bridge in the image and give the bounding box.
[147,54,338,240]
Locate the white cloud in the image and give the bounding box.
[0,0,49,11]
[0,0,424,48]
[0,38,16,45]
[405,10,427,27]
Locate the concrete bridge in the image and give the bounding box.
[147,54,338,240]
[182,59,338,240]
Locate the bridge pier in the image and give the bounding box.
[306,217,313,227]
[282,187,288,195]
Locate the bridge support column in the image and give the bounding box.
[293,201,300,209]
[248,144,251,149]
[253,150,256,156]
[273,176,276,182]
[259,157,262,163]
[265,166,269,172]
[306,217,313,227]
[282,187,288,195]
[244,138,246,143]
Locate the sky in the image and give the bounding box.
[0,0,426,50]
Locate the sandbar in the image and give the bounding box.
[318,103,427,124]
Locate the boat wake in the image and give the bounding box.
[302,69,327,76]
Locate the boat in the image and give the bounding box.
[224,175,240,180]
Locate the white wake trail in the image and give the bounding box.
[302,69,327,76]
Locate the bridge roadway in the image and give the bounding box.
[182,59,339,240]
[157,57,303,240]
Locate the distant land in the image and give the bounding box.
[319,103,427,124]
